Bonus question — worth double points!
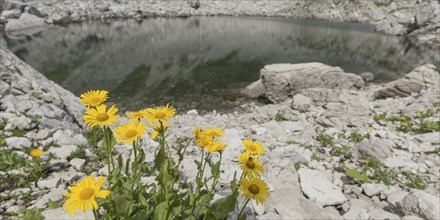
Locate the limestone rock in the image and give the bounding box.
[368,208,400,220]
[261,63,364,103]
[241,79,265,98]
[5,13,45,32]
[42,207,94,220]
[37,176,61,189]
[356,138,393,161]
[401,190,440,220]
[362,183,387,197]
[5,137,32,148]
[69,158,86,171]
[32,188,64,209]
[49,145,78,160]
[375,64,440,99]
[298,168,347,206]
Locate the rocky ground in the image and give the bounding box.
[1,0,439,48]
[1,41,440,220]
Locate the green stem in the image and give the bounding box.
[210,152,222,195]
[133,141,137,178]
[103,126,112,188]
[93,209,99,220]
[237,198,251,220]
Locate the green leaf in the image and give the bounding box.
[210,190,239,219]
[154,201,169,220]
[346,168,370,183]
[138,193,149,206]
[211,161,221,178]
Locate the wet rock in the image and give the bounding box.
[261,63,364,103]
[374,64,440,99]
[298,168,347,206]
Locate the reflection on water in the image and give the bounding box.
[2,17,439,112]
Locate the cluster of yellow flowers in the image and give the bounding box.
[64,90,177,216]
[237,140,270,205]
[59,89,270,217]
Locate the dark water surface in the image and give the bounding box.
[2,17,439,112]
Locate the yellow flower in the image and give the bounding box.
[113,120,147,144]
[151,122,168,140]
[401,117,406,121]
[410,121,416,125]
[242,139,265,156]
[63,175,110,216]
[30,148,44,157]
[144,104,176,123]
[127,109,148,120]
[197,134,213,150]
[80,90,108,107]
[239,151,264,177]
[203,128,224,137]
[208,141,227,153]
[368,126,375,131]
[194,127,202,140]
[239,177,270,205]
[83,104,119,128]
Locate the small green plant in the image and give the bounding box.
[67,145,87,161]
[316,130,334,147]
[402,171,427,190]
[0,151,29,171]
[311,153,320,161]
[345,168,370,183]
[23,209,43,220]
[350,130,369,143]
[275,112,288,122]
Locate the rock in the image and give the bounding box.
[414,132,440,145]
[5,137,32,148]
[186,109,198,116]
[251,199,265,216]
[356,138,393,161]
[301,88,370,128]
[255,212,280,220]
[5,116,32,130]
[1,9,21,19]
[368,208,400,220]
[52,130,88,146]
[5,205,24,214]
[37,176,61,189]
[41,207,94,220]
[402,215,423,220]
[49,145,78,160]
[291,94,312,112]
[313,207,343,219]
[261,63,364,103]
[362,183,387,197]
[5,13,45,32]
[69,158,86,171]
[298,168,347,206]
[359,72,375,82]
[343,207,369,220]
[401,190,440,220]
[33,188,64,209]
[374,64,440,99]
[241,79,265,98]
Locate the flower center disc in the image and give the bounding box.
[79,188,95,200]
[246,160,256,169]
[249,145,256,151]
[96,113,109,121]
[248,184,260,194]
[155,112,166,119]
[91,97,101,104]
[125,129,138,139]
